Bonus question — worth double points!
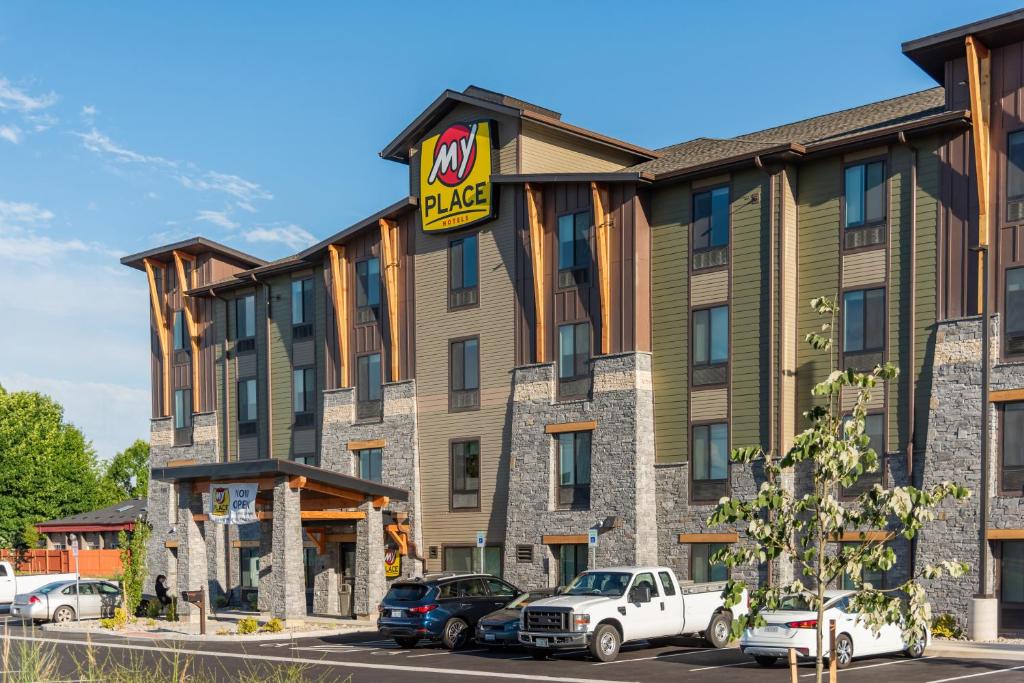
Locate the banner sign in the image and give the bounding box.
[209,483,258,525]
[385,548,401,579]
[419,120,496,233]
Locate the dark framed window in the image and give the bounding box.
[450,440,480,510]
[173,388,192,446]
[449,234,479,309]
[356,447,383,483]
[843,160,886,248]
[235,295,255,339]
[840,412,885,497]
[172,310,187,351]
[1001,402,1024,494]
[449,337,480,411]
[692,306,728,386]
[291,278,314,338]
[839,542,886,589]
[558,322,590,380]
[240,548,259,589]
[1006,268,1024,356]
[1000,541,1024,630]
[842,288,885,369]
[692,186,729,269]
[558,544,588,586]
[293,367,315,426]
[237,378,258,428]
[443,546,503,577]
[557,210,591,287]
[692,423,728,501]
[355,257,381,322]
[690,543,728,583]
[356,353,382,420]
[1008,132,1024,222]
[556,431,591,510]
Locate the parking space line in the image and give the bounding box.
[689,661,758,672]
[407,648,490,658]
[593,647,716,665]
[925,664,1024,682]
[799,656,935,677]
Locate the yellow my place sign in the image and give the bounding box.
[419,120,495,232]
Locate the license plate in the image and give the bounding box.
[485,634,495,641]
[389,610,403,618]
[764,626,780,633]
[536,637,549,648]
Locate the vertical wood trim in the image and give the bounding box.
[526,183,547,362]
[172,250,200,411]
[379,218,401,382]
[327,244,350,387]
[966,35,992,312]
[143,258,170,416]
[591,181,612,354]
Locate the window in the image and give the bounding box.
[558,544,588,587]
[236,295,256,340]
[1008,132,1024,221]
[692,186,729,269]
[172,310,187,351]
[356,257,381,318]
[557,431,591,510]
[557,210,591,287]
[839,542,885,589]
[558,322,590,380]
[449,235,479,308]
[1006,268,1024,355]
[690,543,728,583]
[485,578,517,598]
[450,440,480,509]
[1002,402,1024,494]
[356,353,382,420]
[291,277,313,330]
[844,161,886,248]
[658,571,677,596]
[238,378,258,425]
[240,548,259,589]
[841,413,885,497]
[1001,542,1024,628]
[450,338,480,411]
[443,546,502,577]
[356,448,383,483]
[173,388,192,431]
[692,306,728,386]
[293,367,315,426]
[692,423,728,500]
[843,288,885,368]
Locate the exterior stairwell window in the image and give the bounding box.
[355,257,381,324]
[692,186,729,270]
[237,378,258,441]
[843,160,886,248]
[356,353,382,420]
[356,448,383,483]
[1001,402,1024,495]
[235,295,256,353]
[1005,268,1024,356]
[291,277,314,339]
[173,388,192,446]
[449,234,479,309]
[556,431,591,510]
[691,422,728,501]
[842,288,885,370]
[450,440,480,510]
[692,306,728,386]
[449,337,480,411]
[293,367,315,428]
[557,210,592,288]
[558,322,591,399]
[172,310,187,352]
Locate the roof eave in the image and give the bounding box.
[902,9,1024,82]
[296,196,418,262]
[651,143,805,184]
[519,111,660,161]
[801,110,971,157]
[120,237,267,272]
[492,172,655,185]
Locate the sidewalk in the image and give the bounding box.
[929,638,1024,662]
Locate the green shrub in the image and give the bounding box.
[932,613,963,639]
[145,599,162,620]
[166,597,178,622]
[215,595,229,609]
[236,617,260,635]
[261,617,284,633]
[99,607,130,630]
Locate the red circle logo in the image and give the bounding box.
[431,124,477,187]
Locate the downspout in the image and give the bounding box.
[898,130,919,589]
[263,277,273,460]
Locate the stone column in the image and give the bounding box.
[269,477,306,622]
[176,486,208,622]
[256,520,273,612]
[354,500,385,617]
[312,543,340,615]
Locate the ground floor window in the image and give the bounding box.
[1001,541,1024,632]
[303,547,317,590]
[690,543,728,583]
[443,545,502,577]
[839,542,886,589]
[558,544,588,587]
[240,548,259,589]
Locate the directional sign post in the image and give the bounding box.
[71,537,80,622]
[476,531,486,573]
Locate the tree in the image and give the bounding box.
[118,522,150,619]
[103,440,150,501]
[0,384,110,549]
[709,297,970,683]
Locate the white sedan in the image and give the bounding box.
[740,590,928,669]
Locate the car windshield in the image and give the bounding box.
[505,591,552,609]
[35,582,69,595]
[564,572,631,597]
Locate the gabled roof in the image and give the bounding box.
[295,196,418,261]
[35,499,147,531]
[903,8,1024,82]
[120,237,267,272]
[379,85,658,164]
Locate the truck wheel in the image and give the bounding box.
[755,655,778,667]
[442,618,469,650]
[52,606,75,623]
[394,637,419,649]
[589,623,621,662]
[705,611,733,648]
[530,649,552,660]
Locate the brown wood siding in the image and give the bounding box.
[939,128,980,320]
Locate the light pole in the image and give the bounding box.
[69,533,80,622]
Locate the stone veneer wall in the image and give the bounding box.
[503,352,657,588]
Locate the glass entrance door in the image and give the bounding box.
[1000,541,1024,633]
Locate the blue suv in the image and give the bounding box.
[377,573,521,649]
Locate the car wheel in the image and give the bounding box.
[904,637,926,658]
[755,656,778,667]
[589,623,621,662]
[394,637,419,649]
[830,634,853,669]
[705,611,733,648]
[530,649,552,660]
[52,606,75,624]
[442,617,469,650]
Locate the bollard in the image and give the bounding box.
[788,647,798,683]
[829,619,837,681]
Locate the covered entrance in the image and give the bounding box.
[152,458,409,622]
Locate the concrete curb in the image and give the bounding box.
[40,623,380,643]
[929,640,1024,662]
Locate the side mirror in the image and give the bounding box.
[629,585,652,604]
[556,585,567,595]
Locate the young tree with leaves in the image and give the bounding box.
[709,297,970,683]
[103,439,150,501]
[118,522,151,619]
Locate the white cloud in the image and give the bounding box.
[0,234,92,262]
[196,209,238,230]
[0,125,21,144]
[80,104,98,118]
[0,77,58,112]
[235,201,256,213]
[75,128,177,167]
[179,171,273,203]
[0,199,54,227]
[244,224,316,250]
[0,198,120,264]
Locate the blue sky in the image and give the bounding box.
[0,1,1015,460]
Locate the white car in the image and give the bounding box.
[740,590,928,669]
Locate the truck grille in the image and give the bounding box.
[525,609,569,632]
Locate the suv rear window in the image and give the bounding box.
[385,584,429,601]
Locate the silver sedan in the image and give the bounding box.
[10,580,121,623]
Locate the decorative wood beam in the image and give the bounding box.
[143,258,171,416]
[372,495,389,510]
[590,181,613,355]
[542,534,588,544]
[966,34,992,312]
[191,477,277,493]
[193,512,272,522]
[231,540,259,549]
[990,388,1024,402]
[166,459,197,467]
[379,218,402,382]
[288,476,307,490]
[326,533,357,543]
[172,250,201,412]
[827,530,894,543]
[347,438,386,451]
[301,511,367,521]
[678,532,739,544]
[985,528,1024,540]
[164,540,179,549]
[295,478,369,506]
[545,420,598,434]
[327,244,351,387]
[525,183,547,362]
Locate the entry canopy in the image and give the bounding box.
[151,458,409,509]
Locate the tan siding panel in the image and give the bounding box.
[690,388,728,421]
[842,249,887,288]
[519,120,636,174]
[690,269,729,307]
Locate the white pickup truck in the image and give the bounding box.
[518,566,748,662]
[0,561,79,606]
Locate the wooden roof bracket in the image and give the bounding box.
[590,181,613,355]
[386,523,410,556]
[966,34,991,311]
[143,257,171,416]
[172,250,201,411]
[327,244,351,387]
[525,183,547,362]
[378,218,402,382]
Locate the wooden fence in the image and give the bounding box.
[0,549,122,578]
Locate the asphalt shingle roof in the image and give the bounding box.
[36,499,147,528]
